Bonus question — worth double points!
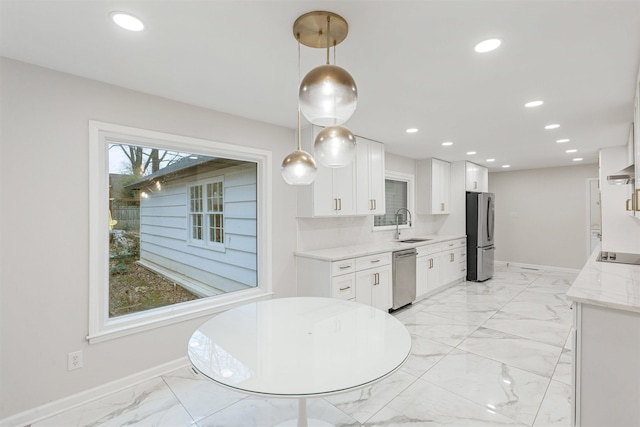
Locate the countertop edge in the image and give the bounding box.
[566,248,640,314]
[295,235,466,261]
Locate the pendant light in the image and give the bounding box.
[294,11,358,168]
[281,109,318,185]
[313,125,356,167]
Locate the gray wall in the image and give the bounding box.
[489,163,599,269]
[0,58,298,418]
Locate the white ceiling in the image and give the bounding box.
[2,1,639,171]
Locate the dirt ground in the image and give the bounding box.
[109,231,199,317]
[109,262,200,317]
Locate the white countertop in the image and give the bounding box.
[567,248,640,313]
[295,234,466,261]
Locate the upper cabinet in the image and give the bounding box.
[465,161,489,193]
[297,126,385,217]
[356,137,386,215]
[417,158,450,215]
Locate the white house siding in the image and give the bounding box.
[138,163,257,297]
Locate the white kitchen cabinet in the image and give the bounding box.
[415,238,466,301]
[417,158,451,215]
[331,273,356,301]
[416,244,441,299]
[297,256,356,300]
[356,137,386,215]
[439,238,467,286]
[572,302,640,427]
[465,161,488,193]
[297,252,392,310]
[356,264,392,311]
[440,246,466,285]
[297,125,357,217]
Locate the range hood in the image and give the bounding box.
[607,165,635,185]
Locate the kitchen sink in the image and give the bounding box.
[399,238,432,243]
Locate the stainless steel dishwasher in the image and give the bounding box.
[391,248,416,310]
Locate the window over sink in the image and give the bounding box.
[374,171,415,230]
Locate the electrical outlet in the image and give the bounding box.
[68,351,83,371]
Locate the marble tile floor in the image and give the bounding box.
[32,265,576,427]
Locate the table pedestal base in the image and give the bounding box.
[274,398,333,427]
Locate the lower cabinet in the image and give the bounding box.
[572,302,640,427]
[416,238,466,301]
[355,265,392,311]
[296,252,392,311]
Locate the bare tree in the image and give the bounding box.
[111,145,186,177]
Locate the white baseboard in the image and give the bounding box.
[0,357,190,427]
[495,259,581,274]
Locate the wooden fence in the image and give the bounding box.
[111,202,140,231]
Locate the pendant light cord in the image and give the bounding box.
[297,38,303,151]
[326,15,331,65]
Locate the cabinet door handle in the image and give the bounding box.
[338,198,342,211]
[333,198,338,211]
[429,258,433,269]
[339,265,351,270]
[450,253,455,262]
[370,259,380,264]
[627,198,633,211]
[373,199,377,210]
[636,189,640,211]
[339,286,351,291]
[474,181,478,189]
[376,272,380,285]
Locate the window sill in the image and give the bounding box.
[87,288,273,344]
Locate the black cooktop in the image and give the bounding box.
[596,251,640,265]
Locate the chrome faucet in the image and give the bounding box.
[394,208,412,240]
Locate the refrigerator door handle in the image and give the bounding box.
[487,196,494,242]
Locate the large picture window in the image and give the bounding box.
[89,121,272,343]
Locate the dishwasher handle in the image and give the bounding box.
[393,249,417,258]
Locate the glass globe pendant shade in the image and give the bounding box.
[281,149,318,185]
[299,64,358,126]
[314,125,357,168]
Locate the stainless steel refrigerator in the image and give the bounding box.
[466,192,495,281]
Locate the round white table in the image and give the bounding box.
[188,297,412,427]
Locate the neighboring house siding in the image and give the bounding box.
[138,164,257,297]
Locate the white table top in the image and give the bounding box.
[567,248,640,313]
[188,297,412,397]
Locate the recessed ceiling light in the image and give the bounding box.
[442,141,453,146]
[406,128,418,134]
[474,38,502,53]
[466,151,477,155]
[566,149,577,153]
[573,158,583,162]
[556,138,570,143]
[486,158,495,162]
[110,12,144,31]
[502,165,510,168]
[545,124,560,130]
[525,100,544,108]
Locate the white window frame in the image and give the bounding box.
[373,170,415,232]
[88,121,272,344]
[188,177,225,250]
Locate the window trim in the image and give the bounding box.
[88,120,272,344]
[373,170,415,232]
